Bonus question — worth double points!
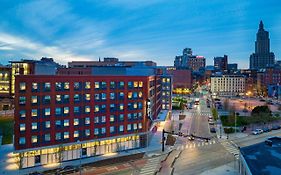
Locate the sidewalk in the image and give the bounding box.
[199,161,239,175]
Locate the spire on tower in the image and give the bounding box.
[259,20,264,30]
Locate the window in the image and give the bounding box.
[45,108,51,116]
[19,137,25,144]
[85,106,90,113]
[64,82,69,90]
[110,104,115,111]
[85,94,90,101]
[85,117,90,125]
[32,83,38,91]
[134,81,138,88]
[31,136,38,143]
[128,92,132,99]
[56,120,61,127]
[110,115,115,122]
[74,94,80,102]
[134,123,138,130]
[55,108,61,115]
[45,121,50,128]
[101,104,106,111]
[19,82,26,91]
[119,92,124,99]
[31,109,38,117]
[31,96,38,104]
[95,94,100,100]
[63,95,69,102]
[119,81,124,88]
[64,107,69,114]
[94,128,99,135]
[74,106,80,114]
[101,116,106,123]
[56,95,62,103]
[133,103,137,109]
[94,105,100,113]
[56,133,61,140]
[138,102,143,109]
[74,82,80,90]
[139,81,143,87]
[95,82,100,89]
[128,113,132,120]
[44,82,51,91]
[139,123,142,129]
[64,119,69,127]
[20,110,26,118]
[138,92,143,98]
[128,81,133,88]
[20,123,25,131]
[45,134,50,141]
[64,132,69,139]
[110,126,115,133]
[110,81,115,89]
[101,82,106,89]
[119,114,124,121]
[133,92,138,99]
[73,118,79,126]
[85,129,90,136]
[127,124,131,131]
[56,82,62,91]
[101,93,106,100]
[85,82,91,89]
[119,104,124,110]
[74,131,79,138]
[119,125,124,132]
[19,96,26,105]
[110,93,115,100]
[44,95,51,104]
[101,127,106,134]
[32,122,38,130]
[167,78,170,82]
[94,117,99,124]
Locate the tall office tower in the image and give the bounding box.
[214,55,228,71]
[250,21,275,69]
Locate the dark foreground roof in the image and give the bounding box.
[240,137,281,175]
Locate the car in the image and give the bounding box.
[263,127,271,132]
[208,116,213,119]
[260,99,266,102]
[56,165,79,175]
[29,172,44,175]
[209,121,214,125]
[210,128,216,133]
[271,125,281,130]
[188,136,194,141]
[208,118,213,122]
[252,129,263,135]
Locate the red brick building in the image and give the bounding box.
[14,73,162,168]
[167,69,193,89]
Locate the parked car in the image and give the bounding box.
[210,128,216,133]
[209,122,215,125]
[271,125,281,130]
[56,165,79,175]
[188,136,194,141]
[29,172,44,175]
[241,126,247,132]
[263,127,271,132]
[252,129,263,135]
[208,116,213,119]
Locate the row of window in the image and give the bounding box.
[19,81,144,92]
[18,123,143,145]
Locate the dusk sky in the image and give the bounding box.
[0,0,280,68]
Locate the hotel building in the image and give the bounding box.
[211,75,245,96]
[14,66,169,168]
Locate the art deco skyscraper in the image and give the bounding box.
[249,21,275,69]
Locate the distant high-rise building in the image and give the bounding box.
[227,63,238,71]
[250,21,275,69]
[214,55,228,71]
[174,48,205,71]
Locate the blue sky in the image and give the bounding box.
[0,0,280,68]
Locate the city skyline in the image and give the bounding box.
[0,0,281,68]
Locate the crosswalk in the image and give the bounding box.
[139,156,162,175]
[220,141,240,159]
[175,140,217,150]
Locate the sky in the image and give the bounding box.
[0,0,280,68]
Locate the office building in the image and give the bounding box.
[249,21,275,69]
[211,75,245,96]
[214,55,228,71]
[0,65,11,97]
[174,48,205,71]
[257,68,281,96]
[227,63,238,72]
[167,69,192,94]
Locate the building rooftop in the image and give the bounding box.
[240,137,281,175]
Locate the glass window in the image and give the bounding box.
[85,82,91,89]
[85,129,90,136]
[119,92,124,99]
[45,121,50,128]
[95,82,99,89]
[128,113,132,120]
[95,94,100,100]
[95,105,99,112]
[55,108,61,115]
[32,122,37,130]
[110,93,115,100]
[64,119,69,127]
[20,110,26,118]
[110,104,115,110]
[64,82,69,90]
[101,93,106,100]
[64,107,69,114]
[32,83,38,91]
[74,82,80,90]
[31,96,38,104]
[74,118,79,126]
[31,136,38,143]
[134,123,138,130]
[64,95,69,102]
[110,115,115,122]
[119,104,124,110]
[74,94,80,102]
[119,125,124,132]
[110,126,115,133]
[167,78,170,82]
[19,82,26,91]
[101,104,106,111]
[85,106,90,113]
[128,81,133,88]
[45,134,50,141]
[133,103,138,109]
[55,120,61,127]
[127,124,131,131]
[74,131,79,138]
[19,96,26,105]
[134,81,138,88]
[56,133,61,140]
[56,95,61,102]
[138,102,143,109]
[45,108,51,116]
[133,92,138,99]
[74,106,80,113]
[94,117,99,124]
[85,117,90,125]
[94,128,99,135]
[101,127,106,134]
[64,132,69,139]
[44,95,51,103]
[101,116,106,123]
[19,137,25,144]
[128,92,132,99]
[101,82,106,89]
[139,81,143,87]
[85,94,90,101]
[31,109,38,117]
[119,114,124,121]
[56,82,62,90]
[119,81,124,88]
[44,82,51,91]
[138,92,143,98]
[20,123,25,131]
[110,81,115,88]
[139,123,142,129]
